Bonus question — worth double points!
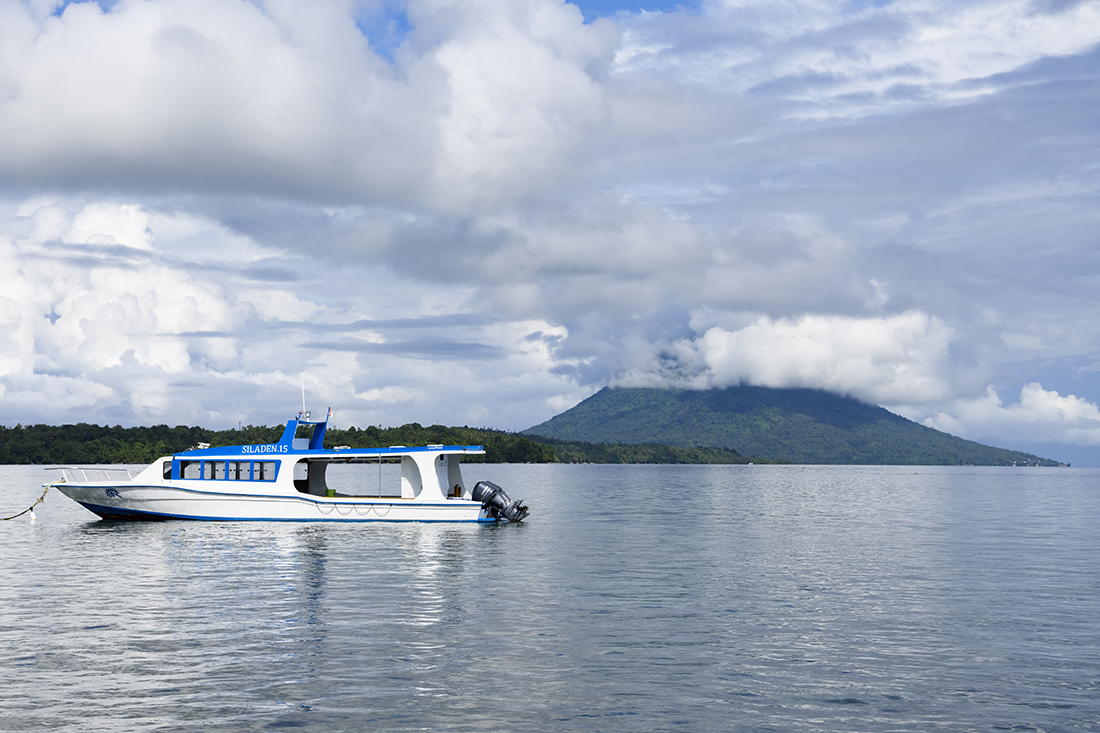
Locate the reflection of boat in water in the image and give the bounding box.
[51,410,529,523]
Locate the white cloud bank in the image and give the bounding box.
[0,198,584,429]
[921,383,1100,448]
[614,311,955,404]
[0,0,618,213]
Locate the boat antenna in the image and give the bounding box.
[300,371,309,420]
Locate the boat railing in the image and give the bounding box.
[47,466,139,483]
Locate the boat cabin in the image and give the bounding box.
[160,412,482,501]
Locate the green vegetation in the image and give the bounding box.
[326,424,556,463]
[0,422,555,465]
[524,386,1063,466]
[0,423,219,466]
[0,421,765,465]
[524,435,778,464]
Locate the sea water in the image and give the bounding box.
[0,464,1097,732]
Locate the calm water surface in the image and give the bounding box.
[1,464,1098,732]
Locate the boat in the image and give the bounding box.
[49,410,529,523]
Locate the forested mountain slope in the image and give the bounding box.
[525,386,1060,466]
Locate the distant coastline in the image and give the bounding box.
[0,422,769,466]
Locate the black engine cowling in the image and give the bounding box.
[471,481,529,522]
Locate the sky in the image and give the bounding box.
[1,0,1099,464]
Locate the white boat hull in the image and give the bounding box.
[56,483,492,522]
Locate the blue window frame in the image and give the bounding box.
[173,459,277,481]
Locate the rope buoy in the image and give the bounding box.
[2,483,56,522]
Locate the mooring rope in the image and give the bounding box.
[1,482,57,521]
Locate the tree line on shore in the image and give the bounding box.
[0,422,764,465]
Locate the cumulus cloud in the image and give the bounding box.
[0,201,243,413]
[0,196,583,428]
[421,0,618,208]
[921,383,1100,447]
[65,202,155,248]
[0,0,618,212]
[613,311,955,404]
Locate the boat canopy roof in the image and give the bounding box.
[173,410,485,460]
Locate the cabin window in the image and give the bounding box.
[293,460,309,493]
[256,462,277,481]
[181,459,274,481]
[163,461,172,480]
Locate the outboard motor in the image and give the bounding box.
[472,481,530,522]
